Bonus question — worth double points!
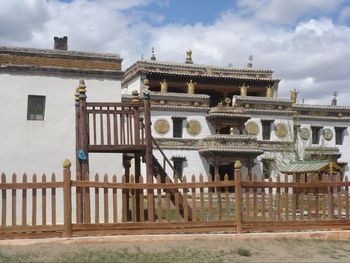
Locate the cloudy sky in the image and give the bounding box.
[1,0,350,105]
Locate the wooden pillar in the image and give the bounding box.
[123,155,132,220]
[143,88,153,181]
[78,79,90,223]
[234,160,243,234]
[248,158,253,181]
[135,154,141,221]
[63,159,72,238]
[143,81,154,221]
[75,87,83,224]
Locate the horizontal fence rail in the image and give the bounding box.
[1,163,350,239]
[0,172,64,239]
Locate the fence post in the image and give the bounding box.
[234,160,243,234]
[63,159,72,238]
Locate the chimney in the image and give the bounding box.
[54,36,68,50]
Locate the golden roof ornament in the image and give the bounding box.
[266,85,274,98]
[240,84,249,96]
[290,89,298,104]
[186,80,196,94]
[160,79,168,93]
[185,48,193,64]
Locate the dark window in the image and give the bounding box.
[262,160,273,179]
[27,95,46,120]
[335,128,345,145]
[172,118,184,138]
[311,126,322,144]
[173,159,184,179]
[261,120,272,140]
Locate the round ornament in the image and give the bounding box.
[154,119,169,135]
[299,127,311,140]
[322,128,333,141]
[245,121,259,135]
[186,120,201,136]
[275,123,288,138]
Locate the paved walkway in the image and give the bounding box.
[1,230,350,246]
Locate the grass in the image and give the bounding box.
[235,248,252,257]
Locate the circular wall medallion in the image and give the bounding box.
[275,123,288,138]
[322,128,333,141]
[186,120,201,136]
[245,121,259,135]
[299,127,311,140]
[154,119,169,135]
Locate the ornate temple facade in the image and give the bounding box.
[122,50,350,180]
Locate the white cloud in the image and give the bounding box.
[0,0,349,105]
[236,0,344,24]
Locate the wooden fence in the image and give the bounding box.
[1,160,350,239]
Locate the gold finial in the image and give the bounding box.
[266,85,274,98]
[132,90,140,102]
[143,78,149,86]
[185,48,193,64]
[234,160,241,169]
[63,159,71,169]
[240,84,249,96]
[160,79,168,93]
[78,79,87,99]
[186,80,196,94]
[75,87,80,105]
[290,89,298,104]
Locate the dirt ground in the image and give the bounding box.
[1,233,350,262]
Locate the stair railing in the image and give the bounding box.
[151,136,177,178]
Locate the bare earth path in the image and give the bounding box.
[1,231,350,262]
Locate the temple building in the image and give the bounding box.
[122,49,350,180]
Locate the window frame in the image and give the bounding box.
[172,158,185,179]
[261,120,273,140]
[27,95,46,121]
[311,126,322,144]
[172,117,185,138]
[335,127,345,145]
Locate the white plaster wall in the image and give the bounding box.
[121,76,141,95]
[148,149,210,181]
[0,73,123,225]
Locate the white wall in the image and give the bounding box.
[0,73,123,224]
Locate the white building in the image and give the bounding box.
[0,37,124,224]
[122,50,350,181]
[0,37,123,176]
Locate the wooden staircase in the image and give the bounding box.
[75,82,193,222]
[152,154,193,221]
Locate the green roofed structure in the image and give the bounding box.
[281,160,342,175]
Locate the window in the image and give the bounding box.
[335,127,346,145]
[261,120,273,140]
[172,117,184,138]
[172,159,185,179]
[262,160,273,179]
[311,126,322,144]
[27,95,46,120]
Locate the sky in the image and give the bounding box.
[1,0,350,105]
